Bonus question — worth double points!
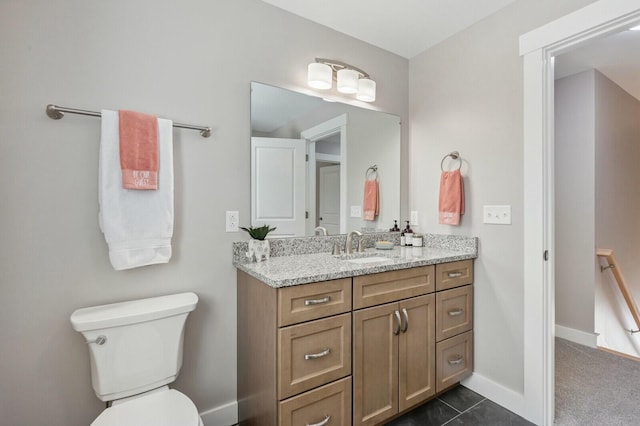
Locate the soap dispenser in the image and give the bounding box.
[404,221,414,247]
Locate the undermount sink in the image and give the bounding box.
[335,252,397,264]
[345,256,392,264]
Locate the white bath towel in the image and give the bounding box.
[99,110,174,270]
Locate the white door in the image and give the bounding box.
[251,137,306,237]
[318,164,341,235]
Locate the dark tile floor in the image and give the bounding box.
[385,385,534,426]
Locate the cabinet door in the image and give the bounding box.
[436,331,474,392]
[279,377,352,426]
[353,302,399,426]
[398,294,436,412]
[278,314,352,399]
[436,285,473,342]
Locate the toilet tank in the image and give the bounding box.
[70,292,198,402]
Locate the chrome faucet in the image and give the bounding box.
[345,230,362,254]
[315,226,328,236]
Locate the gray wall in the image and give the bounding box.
[0,1,408,425]
[594,71,640,355]
[554,69,640,355]
[408,0,597,394]
[555,70,597,335]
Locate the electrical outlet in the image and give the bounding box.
[411,210,419,226]
[351,205,362,218]
[226,211,239,232]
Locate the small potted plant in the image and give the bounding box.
[241,224,276,262]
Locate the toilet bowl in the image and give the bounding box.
[70,292,202,426]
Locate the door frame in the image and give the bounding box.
[520,1,640,424]
[301,114,348,235]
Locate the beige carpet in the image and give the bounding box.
[555,338,640,425]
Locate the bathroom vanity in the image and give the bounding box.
[234,235,476,426]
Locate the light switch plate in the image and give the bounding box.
[483,205,511,225]
[351,205,362,218]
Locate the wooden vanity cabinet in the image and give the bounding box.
[237,272,352,426]
[434,259,474,392]
[238,258,474,426]
[353,294,436,425]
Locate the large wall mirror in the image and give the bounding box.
[250,82,400,237]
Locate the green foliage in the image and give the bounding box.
[240,224,277,240]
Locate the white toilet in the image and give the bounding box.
[70,292,203,426]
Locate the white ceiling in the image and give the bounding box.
[260,0,518,59]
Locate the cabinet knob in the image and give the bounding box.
[448,355,464,365]
[401,308,409,333]
[304,296,331,306]
[393,310,402,335]
[306,414,331,426]
[304,348,331,360]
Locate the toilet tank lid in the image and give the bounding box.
[70,292,198,332]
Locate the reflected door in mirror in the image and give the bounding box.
[251,137,306,237]
[319,164,340,235]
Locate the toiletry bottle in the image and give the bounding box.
[390,220,400,232]
[400,229,406,246]
[404,221,414,247]
[413,233,423,247]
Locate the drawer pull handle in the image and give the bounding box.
[401,308,409,333]
[305,296,331,306]
[307,415,331,426]
[305,348,331,360]
[448,272,463,278]
[448,309,464,317]
[393,310,402,335]
[448,355,464,365]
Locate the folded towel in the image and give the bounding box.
[118,110,159,190]
[99,110,174,270]
[438,169,465,225]
[363,179,379,221]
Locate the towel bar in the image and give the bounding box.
[46,104,212,138]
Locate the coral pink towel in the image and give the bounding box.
[363,179,379,221]
[438,170,465,225]
[118,110,159,190]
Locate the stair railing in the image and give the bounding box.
[597,248,640,334]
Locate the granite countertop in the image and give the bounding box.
[234,245,477,288]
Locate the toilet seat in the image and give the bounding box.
[91,389,202,426]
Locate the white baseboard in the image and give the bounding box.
[200,400,237,426]
[555,324,598,348]
[461,372,525,419]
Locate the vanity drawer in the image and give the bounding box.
[278,278,352,327]
[435,260,474,291]
[279,377,352,426]
[436,331,473,392]
[436,285,473,342]
[278,313,351,399]
[353,265,434,309]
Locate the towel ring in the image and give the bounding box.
[440,151,462,172]
[365,165,378,180]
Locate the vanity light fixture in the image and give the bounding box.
[307,58,376,102]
